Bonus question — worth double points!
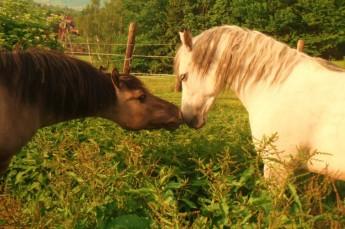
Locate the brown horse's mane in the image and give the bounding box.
[0,48,117,117]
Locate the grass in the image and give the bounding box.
[1,76,345,228]
[333,60,345,68]
[75,55,93,63]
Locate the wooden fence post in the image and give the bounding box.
[96,35,102,61]
[297,39,304,52]
[123,22,137,74]
[67,32,74,56]
[86,36,93,64]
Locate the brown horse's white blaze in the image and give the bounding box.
[0,49,182,174]
[175,25,345,183]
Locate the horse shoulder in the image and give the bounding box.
[0,85,41,154]
[249,63,345,181]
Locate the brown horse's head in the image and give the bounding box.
[108,69,183,130]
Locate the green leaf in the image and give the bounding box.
[105,214,151,229]
[0,219,6,225]
[181,198,198,209]
[288,183,302,211]
[66,171,84,183]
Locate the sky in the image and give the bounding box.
[34,0,92,10]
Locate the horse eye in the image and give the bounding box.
[180,73,188,81]
[138,94,146,103]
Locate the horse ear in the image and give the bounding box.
[111,68,120,88]
[179,30,193,51]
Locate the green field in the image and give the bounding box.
[334,60,345,68]
[1,76,345,228]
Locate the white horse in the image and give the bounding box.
[175,25,345,183]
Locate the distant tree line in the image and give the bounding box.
[74,0,345,73]
[1,0,345,74]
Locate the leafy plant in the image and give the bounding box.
[0,0,61,50]
[1,77,344,228]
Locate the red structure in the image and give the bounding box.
[58,16,79,42]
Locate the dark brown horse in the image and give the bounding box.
[0,48,182,174]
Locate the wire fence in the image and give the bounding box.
[64,39,175,76]
[64,38,308,77]
[69,42,175,47]
[131,73,175,77]
[65,51,174,59]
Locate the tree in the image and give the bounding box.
[296,0,345,58]
[0,0,61,50]
[73,0,345,73]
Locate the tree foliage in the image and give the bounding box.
[0,0,63,50]
[73,0,345,73]
[2,0,345,72]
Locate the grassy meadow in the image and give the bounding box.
[333,60,345,69]
[1,76,345,228]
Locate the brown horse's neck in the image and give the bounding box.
[39,107,113,128]
[0,49,118,127]
[39,86,117,128]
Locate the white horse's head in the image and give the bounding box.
[175,26,304,129]
[175,31,219,129]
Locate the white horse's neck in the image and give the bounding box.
[228,54,310,112]
[235,57,345,112]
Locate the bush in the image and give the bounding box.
[0,0,61,50]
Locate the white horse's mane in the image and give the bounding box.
[175,25,344,91]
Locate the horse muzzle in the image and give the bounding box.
[183,114,205,129]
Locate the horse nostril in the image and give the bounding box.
[187,117,197,127]
[186,116,205,129]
